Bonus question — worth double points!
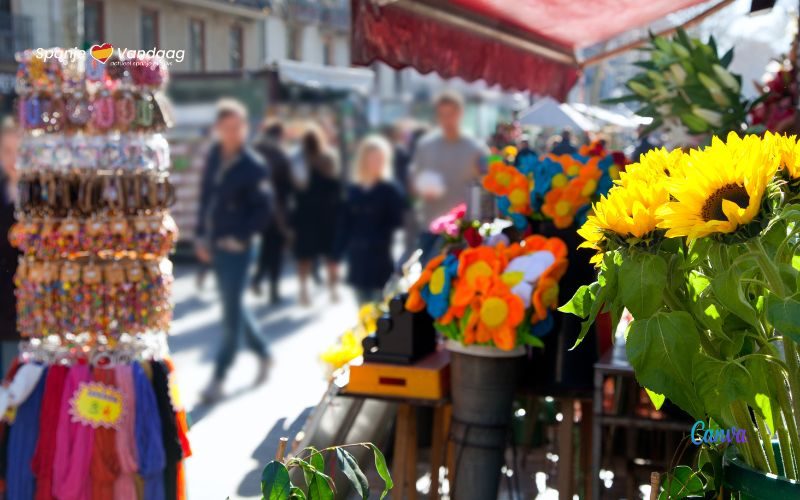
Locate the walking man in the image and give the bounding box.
[196,99,273,403]
[410,90,488,262]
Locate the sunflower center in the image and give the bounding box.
[701,183,749,222]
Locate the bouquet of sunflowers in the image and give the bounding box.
[562,132,800,490]
[482,149,623,230]
[405,233,568,351]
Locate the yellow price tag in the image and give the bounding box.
[3,405,16,424]
[169,371,184,412]
[70,382,123,429]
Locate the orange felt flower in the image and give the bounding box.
[531,256,569,322]
[507,175,532,214]
[541,183,590,229]
[575,163,603,197]
[451,246,503,310]
[471,279,525,350]
[483,162,526,197]
[405,254,445,312]
[532,278,560,322]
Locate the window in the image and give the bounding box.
[188,18,205,71]
[83,0,105,45]
[287,25,302,61]
[323,38,334,66]
[229,24,243,70]
[140,8,159,48]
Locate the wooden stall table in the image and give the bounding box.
[341,349,451,499]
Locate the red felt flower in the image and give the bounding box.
[464,226,483,247]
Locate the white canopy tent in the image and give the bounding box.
[518,96,597,131]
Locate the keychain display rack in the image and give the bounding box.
[0,49,191,500]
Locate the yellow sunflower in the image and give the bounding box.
[765,132,800,179]
[578,181,670,263]
[657,133,779,242]
[577,148,678,263]
[618,147,685,188]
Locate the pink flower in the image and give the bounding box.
[429,204,467,237]
[429,214,460,237]
[450,203,467,219]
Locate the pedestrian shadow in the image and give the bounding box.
[187,383,263,427]
[236,407,314,497]
[172,295,210,319]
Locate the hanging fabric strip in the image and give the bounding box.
[133,362,165,500]
[90,367,121,499]
[31,364,69,500]
[6,366,48,500]
[53,364,95,500]
[114,364,139,500]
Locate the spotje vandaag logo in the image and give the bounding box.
[89,43,114,63]
[36,44,185,64]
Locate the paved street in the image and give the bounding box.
[168,263,358,499]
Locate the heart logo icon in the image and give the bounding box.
[90,43,113,63]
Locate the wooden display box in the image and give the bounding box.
[346,349,450,400]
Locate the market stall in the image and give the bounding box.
[329,1,800,499]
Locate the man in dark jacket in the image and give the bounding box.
[514,135,538,167]
[252,120,292,304]
[550,130,578,155]
[196,99,273,403]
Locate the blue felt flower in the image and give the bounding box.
[510,213,529,230]
[517,154,538,177]
[496,196,511,217]
[528,157,562,211]
[421,254,459,319]
[531,312,555,337]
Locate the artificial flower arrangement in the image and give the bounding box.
[405,222,569,351]
[607,29,762,142]
[482,149,622,230]
[562,132,800,494]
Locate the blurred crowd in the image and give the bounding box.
[0,89,651,403]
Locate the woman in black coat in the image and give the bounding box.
[334,135,405,304]
[292,125,343,306]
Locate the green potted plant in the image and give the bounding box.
[260,441,392,499]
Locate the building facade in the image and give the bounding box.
[11,0,267,73]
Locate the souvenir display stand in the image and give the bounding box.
[0,48,190,500]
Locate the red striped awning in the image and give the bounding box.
[351,0,717,100]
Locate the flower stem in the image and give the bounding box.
[755,410,779,473]
[746,238,787,298]
[784,342,800,463]
[732,401,773,473]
